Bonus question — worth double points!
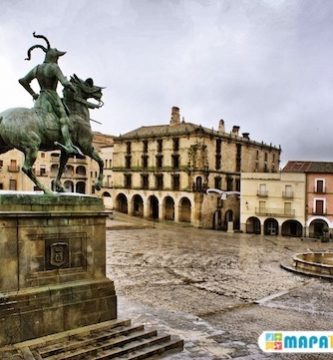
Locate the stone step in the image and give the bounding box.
[35,320,133,357]
[86,334,172,360]
[2,319,183,360]
[122,338,184,360]
[39,324,144,358]
[43,329,159,360]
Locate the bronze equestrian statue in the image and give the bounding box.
[0,33,105,194]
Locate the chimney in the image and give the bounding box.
[242,132,250,140]
[170,106,180,126]
[232,125,240,137]
[218,119,225,133]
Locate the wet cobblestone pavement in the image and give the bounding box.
[107,214,333,359]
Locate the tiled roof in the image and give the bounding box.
[116,122,280,151]
[283,161,333,173]
[118,122,208,138]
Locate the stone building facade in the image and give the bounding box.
[0,132,114,195]
[240,172,306,236]
[283,161,333,238]
[111,107,281,228]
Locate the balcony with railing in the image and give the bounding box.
[313,186,325,194]
[282,191,294,199]
[257,189,268,197]
[311,208,326,215]
[255,207,295,217]
[8,165,20,173]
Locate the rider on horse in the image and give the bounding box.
[19,32,82,156]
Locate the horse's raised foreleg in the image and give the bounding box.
[23,148,53,195]
[55,151,69,192]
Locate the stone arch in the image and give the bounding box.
[148,195,159,219]
[246,217,261,234]
[224,210,233,222]
[309,218,329,238]
[132,194,144,217]
[212,209,222,230]
[196,176,203,189]
[64,180,74,193]
[102,191,112,209]
[179,197,191,222]
[76,165,86,176]
[163,196,175,221]
[50,164,58,176]
[115,193,128,214]
[264,218,279,235]
[281,220,303,237]
[65,165,74,177]
[75,181,86,194]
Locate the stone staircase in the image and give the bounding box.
[0,319,183,359]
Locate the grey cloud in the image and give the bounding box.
[0,0,333,164]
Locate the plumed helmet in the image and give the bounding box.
[25,32,66,63]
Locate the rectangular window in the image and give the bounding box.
[172,174,180,190]
[126,142,131,154]
[143,140,148,153]
[215,155,221,170]
[9,159,17,172]
[141,174,149,189]
[173,138,179,151]
[142,155,149,169]
[155,174,163,190]
[258,183,267,197]
[235,178,240,192]
[157,139,163,152]
[216,139,222,153]
[264,152,268,161]
[284,185,293,198]
[125,155,131,169]
[315,200,324,215]
[40,166,46,176]
[124,174,132,189]
[284,202,292,216]
[156,155,163,169]
[258,200,266,214]
[214,176,222,189]
[172,155,180,169]
[316,179,324,193]
[236,144,241,172]
[226,176,233,191]
[9,179,17,190]
[0,183,3,189]
[0,160,3,167]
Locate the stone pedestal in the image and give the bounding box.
[0,193,117,346]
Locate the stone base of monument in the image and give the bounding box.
[0,193,117,346]
[0,193,183,359]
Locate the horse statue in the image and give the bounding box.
[0,74,105,195]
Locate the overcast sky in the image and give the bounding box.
[0,0,333,165]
